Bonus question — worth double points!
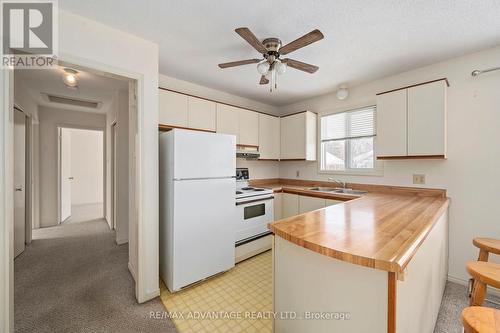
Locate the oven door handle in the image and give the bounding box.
[236,196,274,206]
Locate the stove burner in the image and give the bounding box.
[253,188,265,191]
[241,187,254,191]
[236,191,243,195]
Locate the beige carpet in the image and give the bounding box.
[14,219,177,333]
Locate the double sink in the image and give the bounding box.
[308,187,368,195]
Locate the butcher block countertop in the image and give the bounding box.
[255,179,450,277]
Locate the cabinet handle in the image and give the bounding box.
[68,177,74,180]
[15,187,22,192]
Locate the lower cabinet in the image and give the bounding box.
[278,193,344,220]
[274,193,283,221]
[325,199,343,207]
[282,193,299,219]
[299,196,325,214]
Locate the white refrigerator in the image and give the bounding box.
[159,129,236,292]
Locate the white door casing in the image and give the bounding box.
[60,128,72,222]
[13,109,26,258]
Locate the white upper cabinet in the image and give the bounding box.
[376,79,447,159]
[216,104,239,140]
[258,113,280,160]
[407,80,446,156]
[159,89,188,127]
[238,109,259,146]
[188,97,216,131]
[280,111,317,160]
[376,89,407,157]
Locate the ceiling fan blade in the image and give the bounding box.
[218,59,260,69]
[259,75,269,85]
[279,29,324,55]
[235,27,268,54]
[282,58,319,73]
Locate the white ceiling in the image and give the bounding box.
[15,65,129,114]
[60,0,500,106]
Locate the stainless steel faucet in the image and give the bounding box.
[328,178,347,189]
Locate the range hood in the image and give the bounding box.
[236,149,260,159]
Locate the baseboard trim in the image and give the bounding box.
[116,237,128,245]
[128,262,137,282]
[448,274,500,298]
[139,288,160,304]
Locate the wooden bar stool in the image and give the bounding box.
[474,238,500,262]
[467,261,500,306]
[462,306,500,333]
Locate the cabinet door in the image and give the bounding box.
[299,195,325,214]
[376,89,407,157]
[159,90,188,127]
[407,81,446,156]
[281,113,306,159]
[325,199,343,207]
[239,109,259,146]
[188,97,216,131]
[274,193,283,221]
[216,104,239,140]
[259,113,280,160]
[282,193,299,218]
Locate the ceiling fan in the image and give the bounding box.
[218,27,324,92]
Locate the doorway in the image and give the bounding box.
[13,108,27,258]
[58,127,105,224]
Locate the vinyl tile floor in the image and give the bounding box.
[160,250,500,333]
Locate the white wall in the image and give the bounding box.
[278,45,500,284]
[58,9,159,303]
[38,107,105,228]
[69,129,104,206]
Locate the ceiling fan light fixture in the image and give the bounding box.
[257,61,270,75]
[275,60,287,75]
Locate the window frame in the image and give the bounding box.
[317,105,383,176]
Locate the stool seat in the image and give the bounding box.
[462,306,500,333]
[474,238,500,256]
[467,261,500,289]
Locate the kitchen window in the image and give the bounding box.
[320,106,379,174]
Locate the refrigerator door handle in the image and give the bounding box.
[173,176,236,181]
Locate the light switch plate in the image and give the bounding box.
[413,174,426,185]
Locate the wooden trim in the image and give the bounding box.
[158,124,216,133]
[281,187,353,201]
[248,178,447,197]
[376,78,449,96]
[236,144,259,148]
[387,272,397,333]
[158,86,279,118]
[377,155,445,160]
[280,110,318,118]
[258,159,280,161]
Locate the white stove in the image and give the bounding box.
[235,168,274,244]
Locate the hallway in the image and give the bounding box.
[14,219,176,333]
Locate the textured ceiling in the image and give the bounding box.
[15,65,129,114]
[60,0,500,106]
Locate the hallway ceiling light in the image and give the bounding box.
[62,68,79,87]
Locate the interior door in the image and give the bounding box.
[14,109,26,258]
[60,128,72,222]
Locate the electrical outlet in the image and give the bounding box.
[296,170,300,178]
[413,174,426,185]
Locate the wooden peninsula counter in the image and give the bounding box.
[264,180,450,333]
